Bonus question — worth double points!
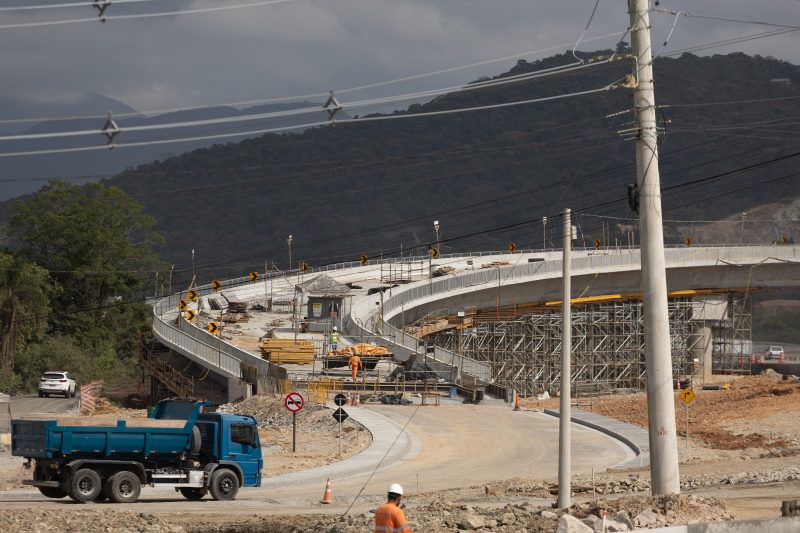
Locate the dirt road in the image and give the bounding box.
[0,402,629,520]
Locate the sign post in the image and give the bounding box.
[284,391,305,453]
[333,394,348,460]
[679,386,696,449]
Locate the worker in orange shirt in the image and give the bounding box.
[348,353,362,382]
[375,483,411,533]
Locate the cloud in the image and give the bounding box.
[0,0,797,112]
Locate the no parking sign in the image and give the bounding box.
[284,391,304,413]
[284,391,304,452]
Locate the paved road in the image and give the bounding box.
[0,403,630,518]
[9,395,77,418]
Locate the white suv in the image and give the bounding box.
[765,346,785,361]
[38,371,77,398]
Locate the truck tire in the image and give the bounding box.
[69,468,102,502]
[106,471,141,504]
[209,469,239,501]
[38,486,67,499]
[179,488,206,500]
[190,425,202,455]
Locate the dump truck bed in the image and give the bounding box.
[12,417,194,459]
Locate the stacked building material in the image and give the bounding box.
[260,339,316,364]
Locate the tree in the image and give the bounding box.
[10,181,164,336]
[6,181,165,389]
[0,252,53,375]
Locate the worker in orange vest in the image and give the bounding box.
[348,353,362,382]
[374,483,411,533]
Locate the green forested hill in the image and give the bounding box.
[108,51,800,278]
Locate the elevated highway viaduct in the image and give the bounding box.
[151,245,800,402]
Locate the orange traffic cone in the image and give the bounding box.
[514,395,522,411]
[320,478,333,504]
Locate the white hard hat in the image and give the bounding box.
[388,483,404,495]
[333,326,338,331]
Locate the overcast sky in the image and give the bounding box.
[1,0,799,114]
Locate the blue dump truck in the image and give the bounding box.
[12,399,262,503]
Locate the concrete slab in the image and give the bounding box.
[544,407,650,469]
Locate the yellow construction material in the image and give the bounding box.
[260,339,316,364]
[331,343,391,357]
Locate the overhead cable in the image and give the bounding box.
[0,59,621,144]
[0,0,159,12]
[0,31,626,125]
[0,0,301,29]
[0,80,625,157]
[654,8,800,31]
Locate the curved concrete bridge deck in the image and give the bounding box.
[152,245,800,395]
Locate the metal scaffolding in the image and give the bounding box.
[424,294,752,395]
[380,259,427,284]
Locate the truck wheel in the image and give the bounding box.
[38,486,67,499]
[106,471,141,504]
[69,469,102,502]
[179,488,206,500]
[190,425,202,455]
[209,469,239,501]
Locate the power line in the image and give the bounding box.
[0,31,628,125]
[661,95,800,109]
[654,8,800,31]
[0,0,301,30]
[0,80,626,158]
[0,0,159,12]
[0,59,620,144]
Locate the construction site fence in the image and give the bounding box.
[276,375,446,405]
[79,378,147,415]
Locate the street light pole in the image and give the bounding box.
[740,212,747,245]
[558,208,572,509]
[542,217,548,251]
[433,220,441,256]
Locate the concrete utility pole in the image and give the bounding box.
[628,0,680,495]
[558,207,572,509]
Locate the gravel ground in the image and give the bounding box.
[522,372,800,453]
[218,395,372,476]
[0,510,186,533]
[185,493,731,532]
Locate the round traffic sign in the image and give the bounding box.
[285,391,305,413]
[334,393,347,407]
